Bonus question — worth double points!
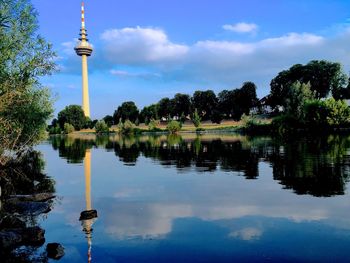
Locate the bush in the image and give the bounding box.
[64,123,75,134]
[49,125,61,135]
[121,120,135,134]
[148,119,160,131]
[271,114,299,134]
[167,120,181,134]
[303,100,328,127]
[324,98,350,126]
[95,120,109,134]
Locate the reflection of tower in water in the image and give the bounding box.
[79,149,98,263]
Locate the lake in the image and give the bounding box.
[28,133,350,262]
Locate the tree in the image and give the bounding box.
[57,105,86,130]
[113,101,139,123]
[167,120,181,134]
[0,0,55,162]
[270,60,348,109]
[95,120,109,134]
[191,90,218,120]
[192,109,201,128]
[158,98,173,120]
[172,93,191,118]
[240,81,258,113]
[103,115,114,127]
[218,90,233,118]
[285,81,315,119]
[64,123,75,134]
[140,104,159,124]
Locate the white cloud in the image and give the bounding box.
[101,27,189,65]
[59,25,350,97]
[110,69,161,79]
[223,22,258,33]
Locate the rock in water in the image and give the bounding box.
[0,231,22,249]
[46,243,65,259]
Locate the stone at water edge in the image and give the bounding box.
[46,242,65,260]
[0,215,26,229]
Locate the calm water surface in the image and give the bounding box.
[34,134,350,262]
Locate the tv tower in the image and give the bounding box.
[75,2,93,118]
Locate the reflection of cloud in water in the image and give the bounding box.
[100,202,192,239]
[98,198,338,240]
[229,227,263,241]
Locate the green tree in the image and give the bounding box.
[0,0,55,162]
[270,60,348,109]
[191,90,218,120]
[324,98,350,126]
[113,101,139,123]
[158,98,173,120]
[167,120,181,134]
[140,104,159,124]
[57,105,86,130]
[103,115,114,127]
[64,123,75,134]
[95,120,109,134]
[285,81,315,119]
[172,93,191,118]
[192,109,201,128]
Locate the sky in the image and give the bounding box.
[31,0,350,119]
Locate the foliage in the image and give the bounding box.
[210,109,223,124]
[64,123,75,134]
[192,109,202,128]
[158,98,173,120]
[191,90,218,120]
[120,120,135,134]
[48,125,61,135]
[103,115,114,127]
[167,120,181,134]
[285,81,315,119]
[148,119,161,131]
[303,100,329,127]
[270,60,348,109]
[0,0,55,162]
[57,105,86,130]
[271,114,299,134]
[324,98,350,126]
[140,104,159,124]
[173,93,191,117]
[113,101,139,123]
[95,120,109,134]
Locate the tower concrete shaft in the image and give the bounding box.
[75,2,93,118]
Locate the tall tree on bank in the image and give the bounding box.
[270,60,348,109]
[0,0,55,163]
[172,93,191,118]
[57,105,86,130]
[113,101,139,123]
[191,90,218,120]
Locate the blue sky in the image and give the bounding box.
[32,0,350,119]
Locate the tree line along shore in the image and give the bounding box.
[49,59,350,136]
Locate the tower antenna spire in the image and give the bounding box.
[81,2,85,29]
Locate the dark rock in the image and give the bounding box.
[46,242,65,260]
[0,215,26,230]
[8,193,55,203]
[79,209,98,220]
[22,227,45,246]
[5,201,51,216]
[0,230,22,249]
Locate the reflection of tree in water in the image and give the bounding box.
[50,134,350,197]
[268,135,350,197]
[49,136,95,163]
